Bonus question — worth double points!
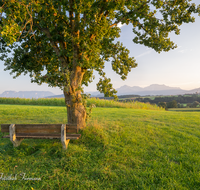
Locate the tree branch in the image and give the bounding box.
[33,23,69,69]
[69,0,74,34]
[0,2,7,20]
[110,0,151,28]
[98,0,109,19]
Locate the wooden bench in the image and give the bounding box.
[1,124,81,149]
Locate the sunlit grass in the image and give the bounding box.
[0,105,200,189]
[0,97,164,111]
[0,97,64,106]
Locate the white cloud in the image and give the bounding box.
[176,46,189,54]
[179,49,187,53]
[135,50,153,58]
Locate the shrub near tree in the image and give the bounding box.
[158,102,167,109]
[187,101,200,108]
[167,100,177,108]
[0,1,200,128]
[177,103,184,108]
[192,101,199,108]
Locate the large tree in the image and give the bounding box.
[0,0,199,129]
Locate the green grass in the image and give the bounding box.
[0,104,200,189]
[0,97,163,110]
[0,97,65,106]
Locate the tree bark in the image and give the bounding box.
[63,66,86,130]
[64,91,86,130]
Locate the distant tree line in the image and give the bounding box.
[95,94,200,109]
[134,94,200,104]
[158,100,200,109]
[185,101,200,108]
[158,100,177,109]
[119,94,200,109]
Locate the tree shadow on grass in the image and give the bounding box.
[0,136,63,158]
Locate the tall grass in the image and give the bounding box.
[87,98,164,110]
[0,97,164,110]
[0,97,64,106]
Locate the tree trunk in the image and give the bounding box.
[64,91,86,130]
[63,66,86,130]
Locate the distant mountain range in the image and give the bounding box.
[87,84,200,97]
[115,84,186,96]
[0,91,54,99]
[1,84,200,98]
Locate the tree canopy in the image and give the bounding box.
[0,0,200,128]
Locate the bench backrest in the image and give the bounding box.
[1,124,78,134]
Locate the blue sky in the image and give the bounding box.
[1,2,200,95]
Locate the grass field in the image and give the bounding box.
[0,104,200,189]
[0,97,163,110]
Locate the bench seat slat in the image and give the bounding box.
[1,124,78,133]
[2,134,81,140]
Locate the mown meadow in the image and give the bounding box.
[0,99,200,189]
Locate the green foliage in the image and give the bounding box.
[191,101,199,108]
[186,101,200,108]
[1,105,200,189]
[1,0,200,97]
[167,100,177,108]
[158,101,167,109]
[96,77,118,99]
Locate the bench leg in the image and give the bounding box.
[61,124,70,149]
[9,124,23,147]
[62,139,70,150]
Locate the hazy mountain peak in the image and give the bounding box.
[118,85,130,88]
[113,84,185,96]
[145,84,181,91]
